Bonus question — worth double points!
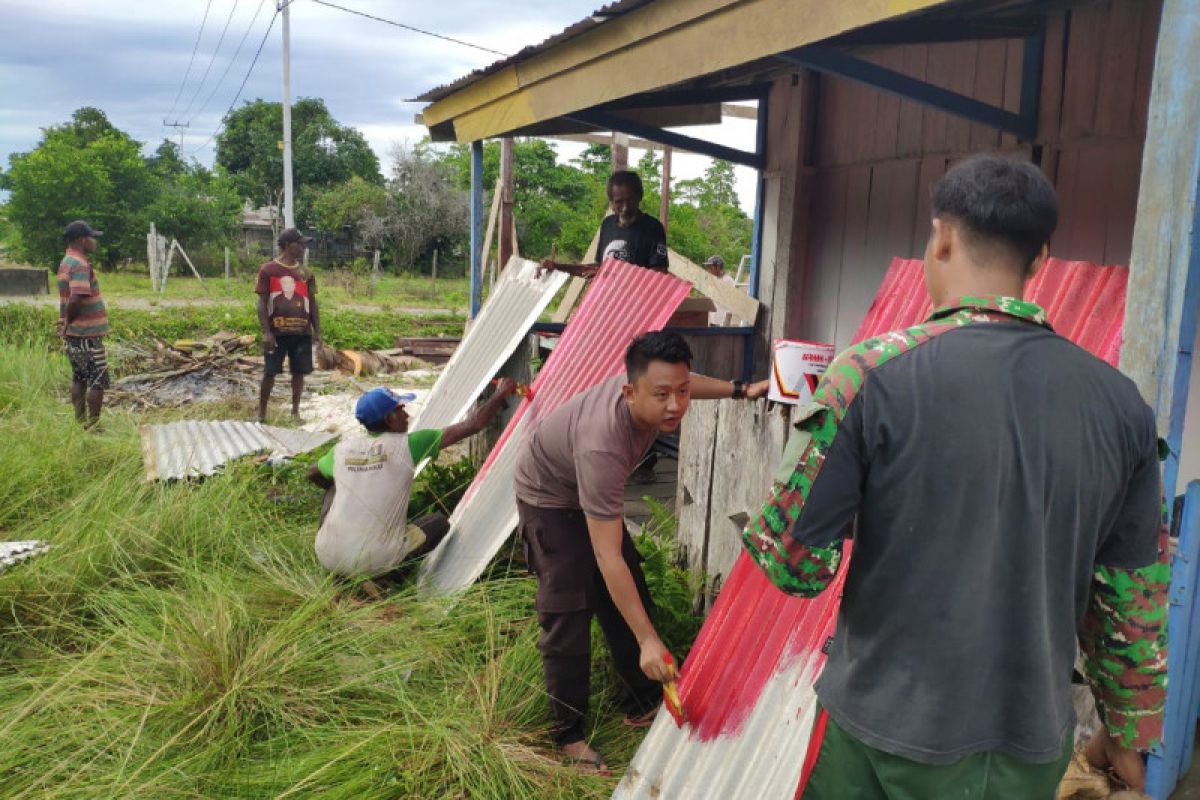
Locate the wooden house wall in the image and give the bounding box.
[677,0,1162,603]
[788,0,1160,349]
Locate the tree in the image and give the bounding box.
[215,98,383,224]
[378,142,469,272]
[5,108,154,267]
[308,175,388,251]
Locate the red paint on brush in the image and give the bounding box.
[665,257,1128,759]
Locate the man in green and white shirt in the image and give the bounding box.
[307,380,516,580]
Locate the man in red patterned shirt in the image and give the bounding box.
[255,228,321,423]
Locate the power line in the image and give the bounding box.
[189,9,280,157]
[189,0,268,125]
[310,0,508,57]
[166,0,216,121]
[179,0,243,122]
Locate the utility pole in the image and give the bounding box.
[163,120,189,149]
[279,0,295,229]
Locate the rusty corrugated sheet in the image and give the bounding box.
[140,421,335,481]
[419,259,693,594]
[0,541,50,573]
[413,258,566,433]
[615,256,1129,799]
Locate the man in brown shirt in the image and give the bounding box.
[513,331,767,772]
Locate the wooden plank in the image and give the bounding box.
[870,47,903,161]
[1121,0,1200,454]
[1094,0,1145,137]
[896,44,929,158]
[814,72,846,167]
[1067,145,1113,265]
[850,51,881,163]
[549,225,603,323]
[1133,0,1164,138]
[945,40,979,154]
[834,165,873,348]
[1102,141,1143,266]
[479,179,502,275]
[667,248,761,326]
[796,167,849,344]
[1050,146,1082,259]
[1061,3,1105,139]
[1000,37,1024,150]
[969,39,1006,151]
[921,42,955,153]
[675,401,720,590]
[702,399,789,607]
[1038,12,1068,144]
[914,155,946,238]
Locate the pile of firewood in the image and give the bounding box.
[316,342,428,377]
[110,332,264,404]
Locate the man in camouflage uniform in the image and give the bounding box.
[742,155,1167,797]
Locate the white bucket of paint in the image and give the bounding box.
[768,339,836,405]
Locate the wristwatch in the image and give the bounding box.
[731,380,745,400]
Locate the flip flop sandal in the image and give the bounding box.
[562,748,612,777]
[623,705,659,728]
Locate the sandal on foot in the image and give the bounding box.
[623,705,659,728]
[561,746,612,777]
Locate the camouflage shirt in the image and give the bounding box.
[742,294,1167,761]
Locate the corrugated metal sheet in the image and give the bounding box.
[413,257,566,432]
[419,259,693,594]
[615,256,1129,799]
[140,421,336,481]
[0,541,49,573]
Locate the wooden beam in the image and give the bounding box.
[545,132,699,156]
[612,132,629,171]
[479,179,502,278]
[499,138,515,269]
[668,247,760,326]
[550,226,602,324]
[660,147,672,237]
[424,0,950,142]
[721,103,758,120]
[1121,0,1200,505]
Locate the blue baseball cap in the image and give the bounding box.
[355,388,417,426]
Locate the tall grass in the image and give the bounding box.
[0,338,704,798]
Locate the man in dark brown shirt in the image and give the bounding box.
[514,331,767,772]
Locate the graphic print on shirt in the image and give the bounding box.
[268,274,311,332]
[602,239,631,263]
[345,441,387,473]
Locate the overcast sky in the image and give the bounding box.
[1,0,758,215]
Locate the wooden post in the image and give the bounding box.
[1121,0,1200,506]
[499,137,515,270]
[480,179,502,281]
[371,248,381,296]
[172,240,205,284]
[148,224,157,292]
[431,248,438,300]
[660,146,672,236]
[611,132,629,172]
[224,247,231,280]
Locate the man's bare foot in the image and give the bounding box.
[560,740,611,776]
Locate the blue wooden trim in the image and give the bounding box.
[469,140,484,319]
[1162,164,1200,509]
[1147,481,1200,799]
[564,109,764,169]
[779,42,1039,140]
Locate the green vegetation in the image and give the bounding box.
[0,325,703,798]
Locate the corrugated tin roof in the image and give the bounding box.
[413,258,567,432]
[140,421,336,481]
[418,259,693,594]
[615,256,1129,799]
[415,0,654,103]
[0,541,50,573]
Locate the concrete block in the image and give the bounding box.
[0,267,49,296]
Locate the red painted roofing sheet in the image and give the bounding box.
[615,257,1129,799]
[419,259,692,594]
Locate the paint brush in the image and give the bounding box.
[491,379,533,400]
[662,652,685,727]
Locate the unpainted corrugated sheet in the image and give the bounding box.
[413,258,566,432]
[419,259,693,594]
[140,421,336,481]
[0,541,50,573]
[615,256,1129,799]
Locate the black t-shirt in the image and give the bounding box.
[596,213,668,271]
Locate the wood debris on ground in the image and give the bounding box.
[316,342,428,377]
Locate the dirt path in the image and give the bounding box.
[0,295,464,315]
